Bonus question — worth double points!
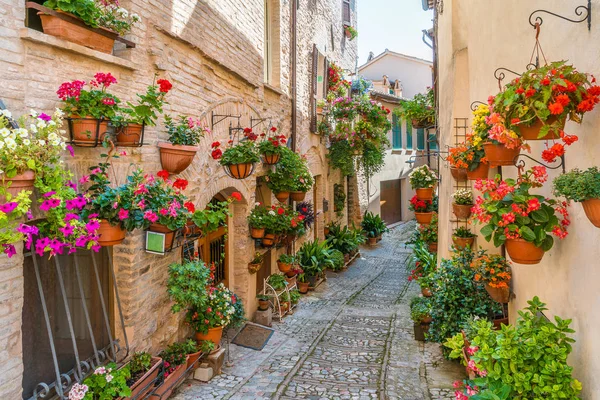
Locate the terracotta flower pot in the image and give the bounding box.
[368,237,377,245]
[493,316,508,330]
[262,233,275,247]
[421,287,432,297]
[582,198,600,228]
[483,142,520,167]
[285,275,296,286]
[154,363,186,399]
[226,163,254,179]
[279,302,290,314]
[148,223,176,249]
[467,163,490,180]
[518,116,564,140]
[485,283,510,303]
[416,187,433,201]
[277,261,292,274]
[450,167,468,182]
[116,124,143,146]
[324,227,330,236]
[251,227,265,239]
[505,238,545,265]
[452,203,472,219]
[317,106,324,114]
[275,191,290,202]
[298,281,309,294]
[70,116,109,144]
[290,191,306,202]
[286,268,297,277]
[195,326,223,346]
[414,212,433,225]
[124,357,162,400]
[258,299,270,311]
[344,27,353,39]
[452,236,475,250]
[428,242,438,253]
[158,142,199,175]
[97,219,126,246]
[186,351,202,370]
[248,263,261,274]
[421,315,433,324]
[38,11,116,54]
[262,153,281,165]
[1,170,35,198]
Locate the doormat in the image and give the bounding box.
[231,323,274,351]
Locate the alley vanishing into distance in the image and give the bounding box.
[175,223,462,400]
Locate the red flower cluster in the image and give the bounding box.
[173,178,188,191]
[211,148,222,160]
[409,195,431,212]
[157,170,169,180]
[157,78,172,93]
[230,192,242,201]
[57,80,85,101]
[244,127,258,141]
[91,72,117,88]
[184,202,195,213]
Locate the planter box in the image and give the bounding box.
[124,357,162,400]
[413,323,426,341]
[154,363,186,399]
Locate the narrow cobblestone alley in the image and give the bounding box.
[175,223,463,400]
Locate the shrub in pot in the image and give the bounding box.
[277,254,295,274]
[408,242,437,298]
[156,343,188,399]
[361,211,388,243]
[158,114,208,174]
[409,164,437,200]
[297,273,309,293]
[328,248,345,271]
[210,128,260,179]
[553,167,600,228]
[267,273,288,291]
[472,167,569,264]
[471,250,511,303]
[451,227,476,250]
[451,188,474,219]
[248,204,269,238]
[188,283,240,346]
[296,240,333,285]
[265,147,314,201]
[257,294,270,311]
[344,25,358,40]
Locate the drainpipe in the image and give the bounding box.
[291,0,298,152]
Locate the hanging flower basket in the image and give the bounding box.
[262,153,280,165]
[290,191,306,202]
[452,236,475,250]
[416,187,434,201]
[414,212,433,225]
[467,163,489,180]
[275,191,290,202]
[452,203,472,219]
[115,123,144,146]
[1,170,36,198]
[97,219,126,246]
[250,227,265,239]
[485,284,510,303]
[157,142,198,175]
[483,142,520,166]
[450,167,468,182]
[582,199,600,228]
[505,238,545,265]
[518,116,565,141]
[225,163,254,179]
[148,223,176,249]
[248,262,262,274]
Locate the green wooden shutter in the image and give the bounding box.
[406,123,413,149]
[416,128,425,150]
[392,114,402,149]
[428,133,438,150]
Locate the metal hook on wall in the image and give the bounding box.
[528,1,592,31]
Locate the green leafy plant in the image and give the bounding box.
[265,147,314,193]
[289,289,301,304]
[453,226,476,238]
[408,164,437,189]
[333,183,346,217]
[452,188,473,205]
[407,241,437,290]
[211,129,260,165]
[361,211,389,238]
[115,77,171,127]
[43,0,100,29]
[159,342,188,377]
[327,139,356,177]
[198,340,215,354]
[191,195,235,235]
[396,87,435,126]
[267,273,288,290]
[250,251,264,265]
[129,351,152,376]
[328,248,345,271]
[164,114,207,146]
[296,240,334,277]
[43,0,140,34]
[553,166,600,202]
[325,223,355,254]
[167,259,210,313]
[72,362,131,399]
[278,254,296,264]
[410,296,432,323]
[344,25,358,40]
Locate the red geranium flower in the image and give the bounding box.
[184,202,195,212]
[157,79,172,93]
[270,126,277,132]
[231,192,242,201]
[525,88,536,98]
[173,178,188,190]
[211,148,222,160]
[157,170,169,180]
[211,141,220,148]
[555,94,570,106]
[277,207,285,215]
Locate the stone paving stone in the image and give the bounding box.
[173,222,464,400]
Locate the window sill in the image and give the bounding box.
[264,83,286,97]
[19,28,138,70]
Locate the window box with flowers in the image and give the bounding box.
[452,227,476,250]
[67,363,131,400]
[471,251,511,303]
[210,128,260,179]
[36,0,140,54]
[257,127,287,165]
[158,114,208,175]
[409,165,437,201]
[553,167,600,228]
[451,189,473,219]
[409,195,436,225]
[472,167,569,265]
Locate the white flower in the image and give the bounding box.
[117,7,129,17]
[0,141,5,149]
[0,128,10,138]
[255,202,261,206]
[105,373,114,383]
[268,210,276,216]
[54,108,64,118]
[48,132,59,141]
[37,120,45,129]
[38,139,46,146]
[17,128,28,138]
[29,124,37,133]
[23,139,30,146]
[48,120,56,126]
[5,138,16,150]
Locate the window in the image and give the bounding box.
[310,45,327,133]
[416,128,425,150]
[429,133,438,150]
[263,0,281,86]
[342,0,351,25]
[392,114,402,149]
[406,123,413,149]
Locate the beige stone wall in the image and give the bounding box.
[0,0,357,397]
[435,1,600,397]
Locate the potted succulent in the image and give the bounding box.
[158,114,208,175]
[277,254,295,275]
[452,227,476,250]
[67,363,131,399]
[257,127,287,165]
[408,195,436,225]
[125,351,162,400]
[554,167,600,228]
[408,164,437,201]
[156,343,188,399]
[248,251,264,274]
[57,72,120,145]
[189,283,239,346]
[39,0,140,53]
[210,128,260,179]
[257,294,270,311]
[248,203,269,239]
[451,188,474,219]
[471,250,511,303]
[361,211,389,244]
[472,167,569,264]
[397,88,435,128]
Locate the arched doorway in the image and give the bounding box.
[196,194,229,287]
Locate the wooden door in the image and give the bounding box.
[380,179,401,225]
[198,226,228,287]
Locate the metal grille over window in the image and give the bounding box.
[22,247,129,400]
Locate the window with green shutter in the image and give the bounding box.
[416,128,425,150]
[392,114,402,149]
[428,133,438,150]
[406,123,413,149]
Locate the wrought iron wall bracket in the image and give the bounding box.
[529,1,592,31]
[250,116,271,130]
[211,112,241,130]
[513,153,566,174]
[470,100,486,111]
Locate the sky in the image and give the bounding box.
[357,0,434,66]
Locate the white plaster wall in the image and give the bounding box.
[359,54,433,98]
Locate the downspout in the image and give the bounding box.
[291,0,298,152]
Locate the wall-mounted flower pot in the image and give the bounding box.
[277,261,292,275]
[262,153,280,165]
[483,143,520,167]
[518,116,564,140]
[262,233,275,247]
[581,198,600,228]
[428,242,438,253]
[344,27,353,39]
[248,263,261,274]
[452,236,475,250]
[69,116,109,145]
[452,203,472,219]
[450,167,468,182]
[505,238,545,264]
[116,124,144,146]
[38,11,117,54]
[1,170,35,199]
[298,281,309,294]
[275,191,290,202]
[467,163,489,180]
[195,326,223,347]
[415,187,433,201]
[414,212,433,225]
[124,356,162,400]
[250,227,265,239]
[148,223,176,249]
[97,219,126,246]
[158,142,198,175]
[225,163,254,179]
[485,284,510,303]
[290,191,306,202]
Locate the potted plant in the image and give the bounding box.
[472,167,569,264]
[397,88,435,128]
[418,214,438,253]
[316,99,327,114]
[189,282,239,346]
[328,248,345,271]
[408,164,437,201]
[451,188,473,219]
[361,211,389,244]
[297,273,309,294]
[210,128,260,179]
[452,227,476,250]
[296,240,334,287]
[39,0,140,53]
[408,195,435,225]
[165,339,203,370]
[447,145,469,182]
[462,104,492,180]
[277,254,295,275]
[248,251,264,274]
[111,77,172,146]
[156,343,188,399]
[158,114,207,175]
[291,161,314,202]
[67,363,131,399]
[289,289,301,305]
[554,167,600,227]
[287,264,303,279]
[57,73,120,145]
[279,292,291,313]
[482,111,524,166]
[471,251,511,303]
[257,294,270,311]
[125,351,162,400]
[248,203,269,239]
[265,147,313,202]
[267,273,288,291]
[408,242,437,297]
[410,296,433,328]
[257,128,287,165]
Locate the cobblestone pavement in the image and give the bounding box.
[174,222,463,400]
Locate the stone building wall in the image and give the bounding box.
[0,0,357,398]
